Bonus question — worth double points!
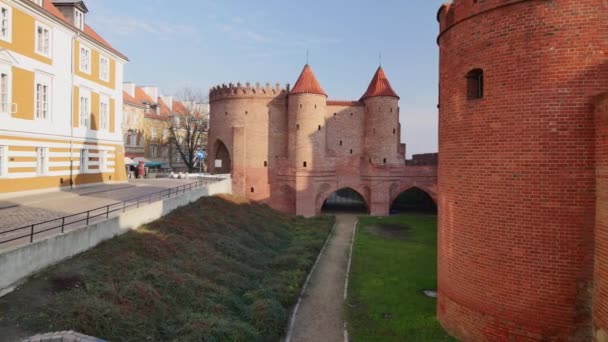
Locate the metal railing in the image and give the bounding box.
[0,177,225,247]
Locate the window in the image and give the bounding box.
[79,91,90,128]
[36,147,48,175]
[99,99,109,131]
[0,146,6,177]
[175,153,182,163]
[0,66,11,115]
[466,69,484,100]
[35,74,51,120]
[35,23,51,57]
[79,149,88,172]
[79,45,91,73]
[150,127,157,140]
[99,150,107,171]
[0,5,12,42]
[129,134,137,147]
[162,146,169,158]
[99,55,109,82]
[74,9,84,30]
[151,145,158,158]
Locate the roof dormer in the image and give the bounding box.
[51,1,89,30]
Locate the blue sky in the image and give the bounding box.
[85,0,445,157]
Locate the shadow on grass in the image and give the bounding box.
[0,194,334,341]
[346,214,455,342]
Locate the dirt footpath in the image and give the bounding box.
[288,214,358,342]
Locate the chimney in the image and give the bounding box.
[123,82,135,98]
[142,87,159,103]
[160,95,174,109]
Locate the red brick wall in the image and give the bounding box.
[595,94,608,340]
[437,0,607,340]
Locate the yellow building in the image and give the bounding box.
[0,0,128,195]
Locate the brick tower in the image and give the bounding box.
[437,0,608,341]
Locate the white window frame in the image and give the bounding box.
[99,55,109,82]
[0,63,11,116]
[79,149,88,173]
[35,21,51,58]
[0,5,12,43]
[151,145,158,158]
[79,88,91,128]
[74,9,84,30]
[0,146,7,177]
[36,147,48,176]
[99,95,109,131]
[129,133,137,147]
[150,127,157,140]
[34,72,52,120]
[79,45,91,74]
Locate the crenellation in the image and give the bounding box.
[209,82,289,101]
[207,63,434,217]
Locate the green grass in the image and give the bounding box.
[0,195,334,341]
[347,214,455,342]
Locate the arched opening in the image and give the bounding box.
[321,187,368,214]
[213,140,231,174]
[390,187,437,214]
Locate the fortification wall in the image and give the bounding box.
[437,0,607,340]
[208,83,288,198]
[595,93,608,341]
[325,103,365,160]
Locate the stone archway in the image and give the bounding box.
[319,187,369,214]
[390,186,437,214]
[212,139,231,174]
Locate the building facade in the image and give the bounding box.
[0,0,127,194]
[208,64,437,216]
[121,83,208,172]
[436,0,607,341]
[121,83,145,160]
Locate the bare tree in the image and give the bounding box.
[165,89,209,172]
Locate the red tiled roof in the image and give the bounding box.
[158,98,171,116]
[360,67,399,100]
[172,100,189,115]
[43,0,128,60]
[134,87,154,104]
[327,100,363,106]
[122,91,143,107]
[291,64,327,96]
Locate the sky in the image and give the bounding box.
[85,0,446,157]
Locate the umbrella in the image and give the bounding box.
[124,156,135,165]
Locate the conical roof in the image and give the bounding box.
[290,64,327,96]
[361,67,399,100]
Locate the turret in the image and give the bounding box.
[287,64,328,169]
[361,67,402,166]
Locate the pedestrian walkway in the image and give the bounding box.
[287,214,358,342]
[0,178,209,250]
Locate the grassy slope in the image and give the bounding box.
[0,195,333,341]
[347,215,455,342]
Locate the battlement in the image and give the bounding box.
[209,82,289,102]
[437,0,530,35]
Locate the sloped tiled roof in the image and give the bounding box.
[290,64,327,96]
[123,91,143,107]
[360,67,399,100]
[158,98,172,116]
[43,0,128,60]
[134,87,154,104]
